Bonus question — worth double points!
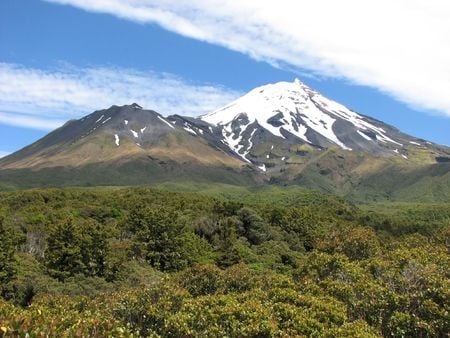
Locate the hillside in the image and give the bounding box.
[1,80,449,202]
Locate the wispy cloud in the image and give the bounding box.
[0,62,242,130]
[45,0,450,117]
[0,151,11,159]
[0,112,65,131]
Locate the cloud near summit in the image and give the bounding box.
[46,0,450,117]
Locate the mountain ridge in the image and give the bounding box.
[200,78,439,163]
[1,79,449,201]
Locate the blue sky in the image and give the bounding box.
[1,0,449,157]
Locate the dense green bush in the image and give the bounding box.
[126,205,188,271]
[45,216,109,280]
[0,187,448,337]
[0,217,17,299]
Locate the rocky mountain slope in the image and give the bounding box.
[1,79,449,201]
[199,79,447,169]
[0,103,259,187]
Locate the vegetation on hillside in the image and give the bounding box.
[0,187,449,337]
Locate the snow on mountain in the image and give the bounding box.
[1,97,449,192]
[201,79,406,163]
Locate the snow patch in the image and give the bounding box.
[409,141,421,146]
[140,127,147,133]
[376,133,403,146]
[184,126,197,135]
[258,164,266,172]
[124,120,129,125]
[376,135,387,143]
[357,130,372,141]
[242,128,258,163]
[281,156,286,161]
[183,122,197,135]
[402,154,408,159]
[114,134,120,146]
[157,116,175,129]
[220,122,257,163]
[102,117,111,124]
[130,130,139,138]
[95,115,104,123]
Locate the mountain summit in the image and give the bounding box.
[201,79,427,164]
[1,79,449,200]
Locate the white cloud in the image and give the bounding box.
[0,112,65,131]
[0,63,241,130]
[45,0,450,117]
[0,151,11,159]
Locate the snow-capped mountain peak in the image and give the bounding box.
[201,78,408,164]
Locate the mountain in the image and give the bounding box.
[0,103,259,187]
[1,79,449,201]
[202,79,427,161]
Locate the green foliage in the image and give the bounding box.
[293,246,450,337]
[214,217,241,268]
[0,217,16,298]
[45,216,108,280]
[176,264,222,296]
[0,295,136,336]
[179,232,215,265]
[236,207,268,245]
[339,227,380,260]
[317,226,381,261]
[126,205,188,271]
[0,186,448,336]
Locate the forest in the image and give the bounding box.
[0,186,449,337]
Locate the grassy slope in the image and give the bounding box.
[0,161,259,191]
[1,161,449,203]
[284,148,450,202]
[1,136,449,202]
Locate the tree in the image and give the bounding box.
[80,219,109,277]
[237,207,268,245]
[215,217,241,268]
[45,216,109,280]
[128,206,187,271]
[177,264,222,296]
[0,217,16,297]
[281,208,315,252]
[45,216,84,280]
[339,227,380,261]
[213,200,243,217]
[179,232,215,265]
